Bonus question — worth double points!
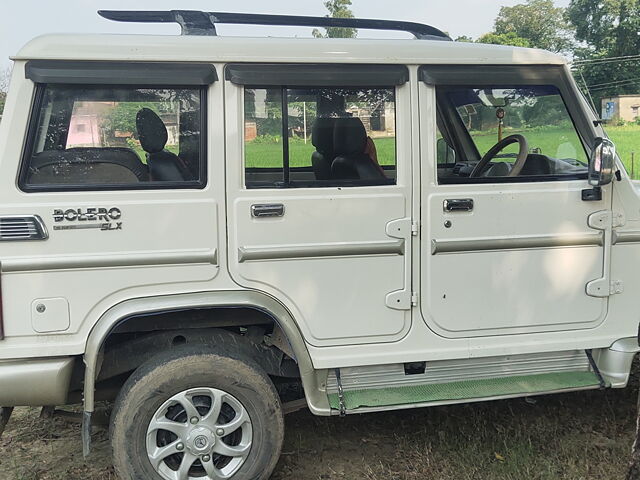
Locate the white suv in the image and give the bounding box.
[0,10,636,480]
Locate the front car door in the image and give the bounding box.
[419,65,610,338]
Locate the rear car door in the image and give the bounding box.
[225,64,414,347]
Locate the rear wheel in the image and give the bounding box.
[110,347,284,480]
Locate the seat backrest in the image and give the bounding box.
[179,110,201,181]
[519,154,552,176]
[331,117,385,181]
[28,147,149,185]
[311,117,337,180]
[136,108,192,182]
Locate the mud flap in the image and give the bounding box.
[0,407,14,438]
[82,411,92,457]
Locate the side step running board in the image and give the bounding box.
[0,407,14,438]
[328,371,601,413]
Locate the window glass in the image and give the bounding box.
[436,125,456,165]
[23,85,204,189]
[436,85,588,182]
[244,88,284,187]
[244,86,396,188]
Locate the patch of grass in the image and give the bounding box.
[607,125,640,179]
[471,126,590,165]
[245,137,397,168]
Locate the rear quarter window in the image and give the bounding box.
[20,84,206,191]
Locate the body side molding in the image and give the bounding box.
[431,232,603,255]
[613,231,640,245]
[238,240,404,263]
[2,249,217,272]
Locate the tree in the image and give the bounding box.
[493,0,574,53]
[567,0,640,104]
[477,31,531,48]
[312,0,357,39]
[0,66,11,118]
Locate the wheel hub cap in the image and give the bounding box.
[187,427,215,455]
[146,387,253,480]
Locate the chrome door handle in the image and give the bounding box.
[251,203,285,218]
[443,199,474,212]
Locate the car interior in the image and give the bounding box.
[24,85,202,188]
[244,86,397,188]
[435,85,589,183]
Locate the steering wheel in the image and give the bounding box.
[470,134,529,177]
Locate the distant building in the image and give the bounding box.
[601,95,640,122]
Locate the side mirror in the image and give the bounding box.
[437,137,456,164]
[589,137,616,187]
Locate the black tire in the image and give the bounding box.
[110,346,284,480]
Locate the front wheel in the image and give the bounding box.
[110,347,284,480]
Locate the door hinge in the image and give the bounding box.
[611,280,624,295]
[386,290,418,310]
[587,210,610,231]
[586,279,624,297]
[411,292,418,306]
[386,218,417,239]
[588,210,625,230]
[586,210,623,298]
[612,212,626,228]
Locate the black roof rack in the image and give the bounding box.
[97,10,452,41]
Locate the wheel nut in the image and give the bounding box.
[216,428,225,437]
[190,417,199,425]
[202,455,211,462]
[176,443,184,451]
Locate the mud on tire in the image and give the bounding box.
[110,346,285,480]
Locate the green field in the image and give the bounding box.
[607,125,640,178]
[245,124,640,177]
[472,124,640,178]
[245,137,397,168]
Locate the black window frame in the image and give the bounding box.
[19,60,217,192]
[421,65,597,185]
[18,83,208,192]
[242,84,398,190]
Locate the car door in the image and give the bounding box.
[419,65,610,338]
[224,64,413,347]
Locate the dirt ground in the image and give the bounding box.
[0,378,637,480]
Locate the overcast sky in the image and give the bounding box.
[0,0,572,70]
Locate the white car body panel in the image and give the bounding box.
[0,34,638,409]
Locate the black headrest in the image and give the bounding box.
[333,117,367,156]
[136,108,168,154]
[311,118,336,154]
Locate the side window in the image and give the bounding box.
[435,85,589,183]
[244,86,397,188]
[21,85,205,190]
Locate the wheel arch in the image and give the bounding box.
[83,291,329,418]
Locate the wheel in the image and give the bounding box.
[110,346,284,480]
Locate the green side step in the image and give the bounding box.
[328,371,600,411]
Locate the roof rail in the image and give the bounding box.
[97,10,452,41]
